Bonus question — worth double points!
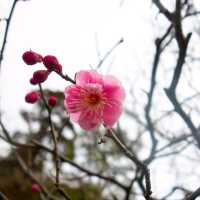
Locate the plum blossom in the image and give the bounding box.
[64,70,125,131]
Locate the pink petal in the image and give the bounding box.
[75,70,103,86]
[64,85,83,113]
[78,109,102,131]
[102,102,123,128]
[103,75,125,102]
[69,112,82,122]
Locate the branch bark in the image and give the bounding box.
[0,0,18,68]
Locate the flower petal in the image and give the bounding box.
[69,112,82,122]
[103,102,123,128]
[75,70,103,86]
[64,85,83,113]
[78,109,102,131]
[103,75,125,102]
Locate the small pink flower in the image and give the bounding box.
[31,183,40,192]
[64,70,125,130]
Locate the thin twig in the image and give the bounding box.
[106,129,152,200]
[0,119,127,194]
[38,84,71,200]
[0,192,9,200]
[185,186,200,200]
[56,71,75,84]
[16,153,55,200]
[31,139,128,191]
[0,0,18,68]
[0,119,34,148]
[145,24,173,164]
[96,38,124,69]
[153,0,200,150]
[39,84,60,186]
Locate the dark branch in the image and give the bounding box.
[0,0,18,68]
[185,186,200,200]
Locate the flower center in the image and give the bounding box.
[85,93,101,106]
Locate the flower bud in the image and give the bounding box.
[25,91,39,104]
[55,63,62,73]
[32,70,49,84]
[43,55,59,71]
[30,77,38,85]
[31,183,40,192]
[22,51,42,65]
[48,96,57,107]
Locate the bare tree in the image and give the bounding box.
[1,1,200,200]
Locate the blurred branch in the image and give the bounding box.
[164,89,200,148]
[156,134,191,154]
[106,129,152,200]
[152,0,173,21]
[124,176,137,200]
[39,84,60,186]
[0,119,34,148]
[153,0,200,149]
[185,186,200,200]
[31,139,128,191]
[0,115,128,193]
[0,192,9,200]
[16,153,56,200]
[38,84,72,200]
[145,24,173,164]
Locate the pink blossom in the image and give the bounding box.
[64,70,125,130]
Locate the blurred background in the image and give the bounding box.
[1,0,200,199]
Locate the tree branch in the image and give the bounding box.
[0,0,18,68]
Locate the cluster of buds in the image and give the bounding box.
[25,91,57,107]
[22,50,62,85]
[23,50,59,107]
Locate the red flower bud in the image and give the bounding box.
[48,96,57,107]
[43,55,59,71]
[55,63,62,73]
[31,183,40,192]
[30,77,38,85]
[22,51,42,65]
[25,92,39,104]
[32,70,49,84]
